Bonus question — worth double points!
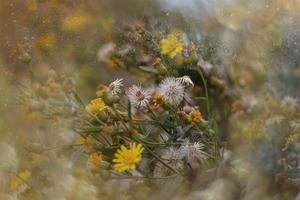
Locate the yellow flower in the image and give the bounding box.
[188,111,202,124]
[96,84,108,97]
[36,33,56,52]
[151,92,165,110]
[99,16,115,33]
[27,0,38,12]
[87,153,103,172]
[80,135,96,153]
[113,143,144,172]
[62,14,89,32]
[285,135,296,148]
[86,98,107,115]
[9,170,31,191]
[160,32,184,58]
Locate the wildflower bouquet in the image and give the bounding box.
[20,70,219,179]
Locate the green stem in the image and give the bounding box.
[196,67,210,117]
[133,137,180,174]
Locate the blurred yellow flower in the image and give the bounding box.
[96,84,108,97]
[86,98,107,115]
[99,16,115,33]
[62,14,89,32]
[36,33,56,52]
[9,170,31,191]
[79,135,96,153]
[27,0,38,11]
[87,153,103,172]
[113,143,144,172]
[160,32,184,58]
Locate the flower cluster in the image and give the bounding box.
[20,72,217,178]
[76,76,215,176]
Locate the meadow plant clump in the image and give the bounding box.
[20,71,219,178]
[3,0,300,199]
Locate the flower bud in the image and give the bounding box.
[97,111,108,122]
[103,93,120,106]
[178,111,187,118]
[209,76,225,89]
[199,119,209,129]
[162,101,172,110]
[186,54,198,65]
[100,160,111,169]
[208,129,215,135]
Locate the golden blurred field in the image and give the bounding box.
[1,0,300,199]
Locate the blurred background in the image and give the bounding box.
[1,0,300,199]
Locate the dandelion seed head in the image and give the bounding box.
[108,78,123,95]
[97,42,116,62]
[180,140,208,164]
[281,96,298,113]
[176,75,194,87]
[158,77,185,106]
[162,147,184,170]
[126,85,152,109]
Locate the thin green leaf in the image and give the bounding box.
[139,66,158,73]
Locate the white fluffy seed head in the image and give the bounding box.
[158,77,185,106]
[176,75,194,87]
[97,42,116,62]
[126,85,152,109]
[162,147,184,170]
[281,96,298,113]
[180,141,208,164]
[108,79,123,95]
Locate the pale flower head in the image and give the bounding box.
[158,77,185,106]
[108,78,123,95]
[176,75,194,87]
[154,147,183,177]
[126,85,152,109]
[180,140,208,164]
[161,147,184,171]
[197,56,214,74]
[97,42,116,62]
[280,96,298,113]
